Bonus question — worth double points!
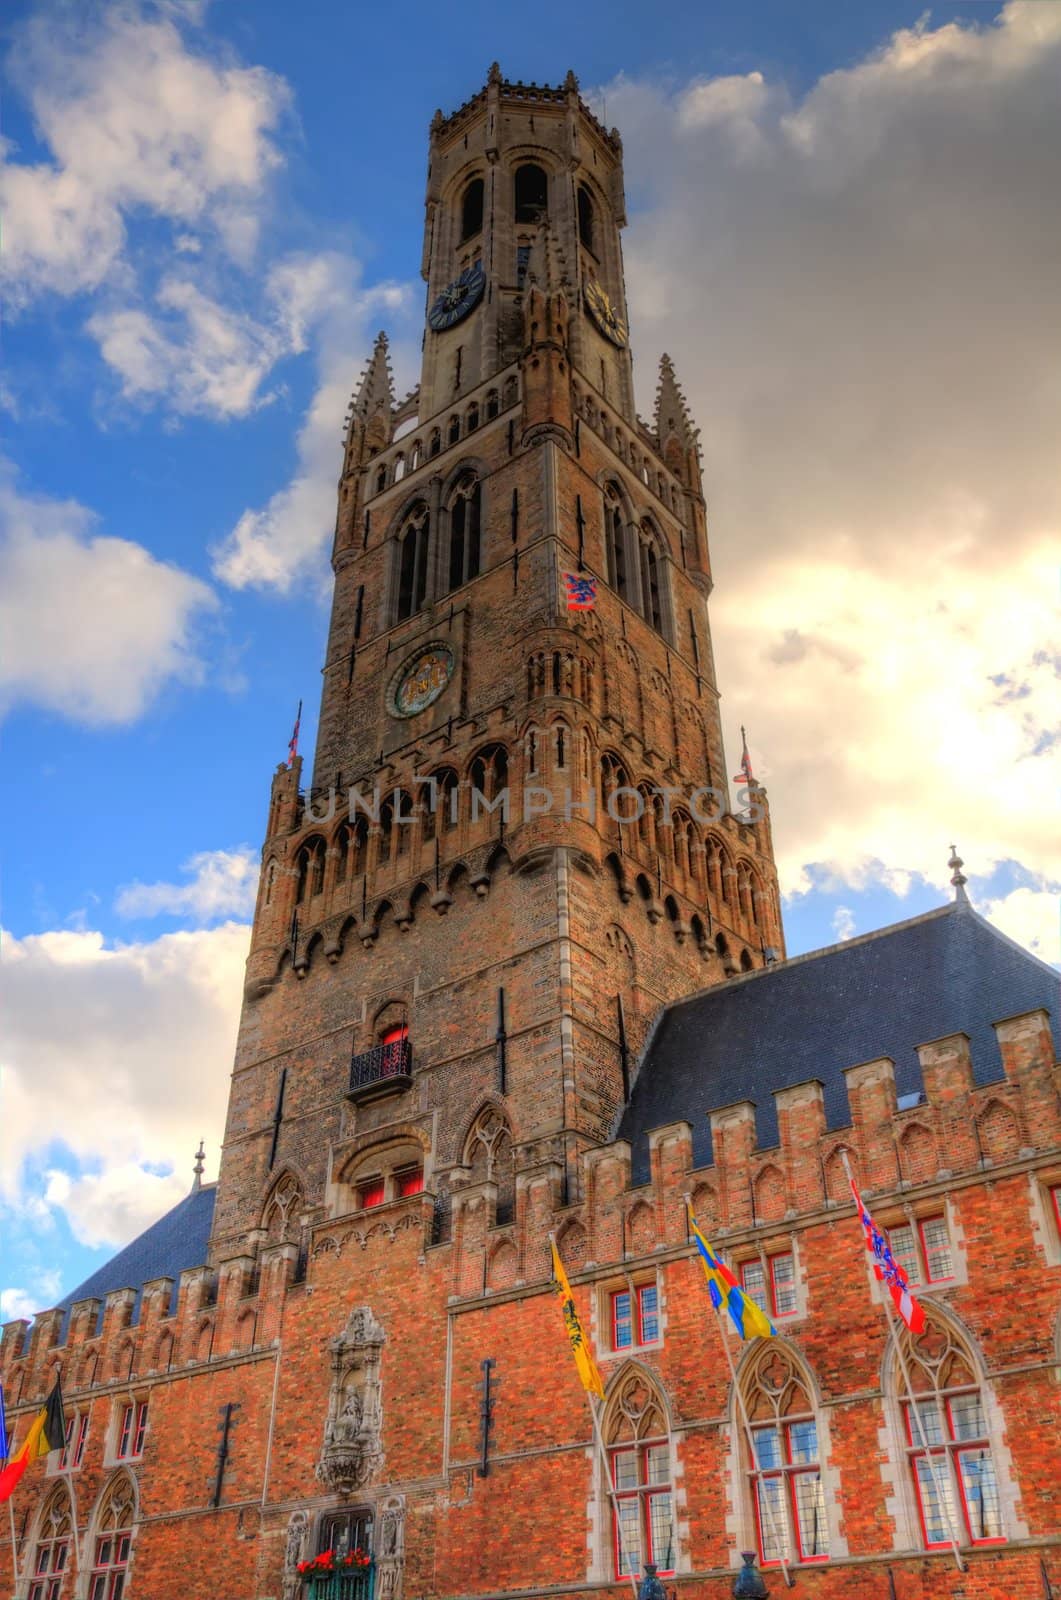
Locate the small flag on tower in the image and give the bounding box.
[550,1238,605,1397]
[563,573,597,611]
[732,725,755,786]
[287,700,302,768]
[850,1176,926,1333]
[0,1381,9,1463]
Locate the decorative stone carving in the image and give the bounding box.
[282,1510,308,1600]
[316,1306,385,1494]
[375,1496,406,1600]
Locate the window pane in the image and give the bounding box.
[958,1448,1003,1541]
[921,1217,953,1281]
[54,1545,68,1572]
[396,1168,424,1197]
[638,1284,659,1344]
[756,1476,789,1564]
[889,1225,919,1284]
[612,1449,640,1491]
[646,1444,669,1486]
[648,1492,676,1569]
[948,1392,985,1443]
[787,1419,818,1465]
[915,1454,958,1546]
[771,1255,797,1316]
[97,1539,112,1567]
[613,1293,633,1349]
[793,1472,829,1557]
[615,1499,642,1576]
[908,1398,944,1447]
[741,1261,768,1313]
[753,1426,782,1470]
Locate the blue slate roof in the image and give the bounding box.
[618,900,1060,1183]
[59,1182,216,1331]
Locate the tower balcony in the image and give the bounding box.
[347,1039,413,1102]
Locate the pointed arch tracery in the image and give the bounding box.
[464,1106,515,1225]
[26,1483,72,1600]
[738,1341,830,1568]
[86,1471,137,1599]
[602,1367,676,1578]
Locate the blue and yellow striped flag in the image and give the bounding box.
[688,1210,777,1341]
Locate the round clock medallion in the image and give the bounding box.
[583,278,628,347]
[389,643,455,719]
[428,263,486,332]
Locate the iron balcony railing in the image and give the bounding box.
[348,1038,413,1099]
[302,1562,375,1599]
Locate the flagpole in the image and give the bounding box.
[683,1203,792,1589]
[839,1154,964,1573]
[7,1497,18,1592]
[63,1460,84,1582]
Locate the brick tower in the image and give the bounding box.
[209,65,783,1260]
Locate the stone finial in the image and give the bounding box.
[564,69,579,92]
[948,843,969,903]
[192,1139,205,1191]
[488,61,502,85]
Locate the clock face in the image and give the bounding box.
[389,644,455,719]
[428,262,486,332]
[583,278,628,347]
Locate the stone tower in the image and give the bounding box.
[208,67,783,1261]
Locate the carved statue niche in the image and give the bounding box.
[317,1306,385,1494]
[282,1510,309,1600]
[375,1496,406,1600]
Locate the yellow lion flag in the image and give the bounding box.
[550,1238,606,1399]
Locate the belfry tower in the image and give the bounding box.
[209,67,783,1259]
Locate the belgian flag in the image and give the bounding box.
[0,1378,66,1503]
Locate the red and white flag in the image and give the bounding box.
[850,1177,926,1333]
[287,700,302,768]
[732,724,755,786]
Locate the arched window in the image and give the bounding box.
[577,185,595,252]
[447,414,461,446]
[603,1370,676,1578]
[742,1343,829,1568]
[604,486,628,600]
[424,768,458,840]
[429,428,441,458]
[514,163,548,222]
[262,1172,304,1244]
[393,453,405,482]
[263,859,277,907]
[465,1107,515,1224]
[554,722,568,770]
[375,465,387,495]
[639,526,664,633]
[296,838,326,903]
[485,389,499,419]
[466,401,479,433]
[394,504,430,621]
[502,376,518,410]
[740,948,754,972]
[29,1486,71,1600]
[470,744,508,804]
[88,1475,135,1600]
[461,176,484,241]
[894,1317,1004,1548]
[447,473,482,592]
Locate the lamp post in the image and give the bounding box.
[733,1551,769,1598]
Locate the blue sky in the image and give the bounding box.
[2,0,1059,1318]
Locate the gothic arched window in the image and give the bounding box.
[461,176,484,241]
[742,1344,829,1568]
[464,1107,515,1224]
[578,185,595,252]
[88,1475,136,1600]
[28,1487,71,1600]
[893,1317,1004,1548]
[639,524,664,634]
[605,486,628,600]
[514,163,548,222]
[447,473,482,593]
[603,1370,676,1578]
[394,503,430,622]
[296,838,326,903]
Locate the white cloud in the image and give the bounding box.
[116,847,259,922]
[212,271,415,592]
[832,906,856,942]
[982,883,1060,967]
[0,1272,62,1325]
[605,1,1061,905]
[0,461,217,725]
[0,3,289,305]
[2,921,249,1248]
[88,277,287,418]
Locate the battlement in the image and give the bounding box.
[431,67,621,155]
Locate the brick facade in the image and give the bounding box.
[3,67,1058,1600]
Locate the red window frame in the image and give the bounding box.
[917,1216,954,1283]
[740,1254,797,1320]
[116,1401,147,1461]
[358,1177,385,1210]
[610,1440,674,1578]
[750,1418,829,1566]
[58,1412,89,1470]
[28,1531,68,1600]
[610,1284,659,1351]
[1050,1185,1061,1235]
[904,1393,1004,1548]
[88,1532,130,1600]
